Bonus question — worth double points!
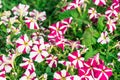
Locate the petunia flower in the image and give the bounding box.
[78,68,94,80]
[12,3,29,17]
[94,65,112,80]
[25,17,39,29]
[0,55,12,73]
[88,8,100,23]
[0,71,6,80]
[29,44,49,63]
[20,68,38,80]
[68,50,84,69]
[97,31,110,44]
[16,34,33,54]
[93,0,106,6]
[105,3,119,18]
[29,9,46,21]
[106,17,116,33]
[117,52,120,62]
[53,69,70,80]
[20,57,35,70]
[46,54,58,68]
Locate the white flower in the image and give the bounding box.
[97,31,110,44]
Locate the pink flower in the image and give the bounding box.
[25,17,39,29]
[12,3,29,17]
[65,40,84,50]
[29,9,46,21]
[117,52,120,62]
[0,55,12,73]
[78,68,94,80]
[49,22,67,36]
[0,71,6,80]
[61,17,73,26]
[94,65,112,80]
[20,68,38,80]
[68,50,84,69]
[62,0,85,12]
[20,57,35,70]
[93,0,106,6]
[16,34,33,54]
[29,44,49,63]
[53,70,70,80]
[106,17,116,33]
[105,3,119,17]
[88,8,100,23]
[97,31,110,44]
[46,54,58,68]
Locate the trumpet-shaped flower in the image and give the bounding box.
[12,3,29,17]
[25,17,39,29]
[29,9,46,21]
[29,44,48,63]
[0,71,6,80]
[16,34,33,54]
[53,70,70,80]
[46,54,58,68]
[68,50,84,69]
[20,57,35,70]
[93,0,106,6]
[97,31,110,44]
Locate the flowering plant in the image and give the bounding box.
[0,0,120,80]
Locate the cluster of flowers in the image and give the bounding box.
[54,52,112,80]
[0,0,116,80]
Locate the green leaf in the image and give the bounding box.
[97,16,105,31]
[82,27,99,46]
[46,67,51,74]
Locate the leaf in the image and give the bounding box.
[46,67,51,74]
[82,27,99,47]
[97,16,105,31]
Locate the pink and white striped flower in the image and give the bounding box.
[58,61,72,67]
[53,70,70,80]
[105,3,119,17]
[16,34,33,54]
[12,3,29,17]
[20,57,35,70]
[29,9,46,21]
[0,71,6,80]
[97,31,110,44]
[49,22,67,36]
[29,44,49,63]
[46,54,58,68]
[88,8,100,23]
[25,17,39,29]
[20,68,38,80]
[68,50,84,69]
[62,0,85,12]
[61,17,73,26]
[93,0,106,6]
[0,55,12,73]
[94,65,112,80]
[106,17,116,33]
[78,68,94,80]
[117,52,120,62]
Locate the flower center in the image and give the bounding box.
[24,42,28,46]
[26,75,31,80]
[61,77,66,80]
[38,49,42,53]
[56,28,60,32]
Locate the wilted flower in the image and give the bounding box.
[29,9,46,21]
[93,0,106,6]
[46,54,58,68]
[97,31,110,44]
[68,50,84,69]
[53,70,70,80]
[16,34,33,53]
[12,3,29,17]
